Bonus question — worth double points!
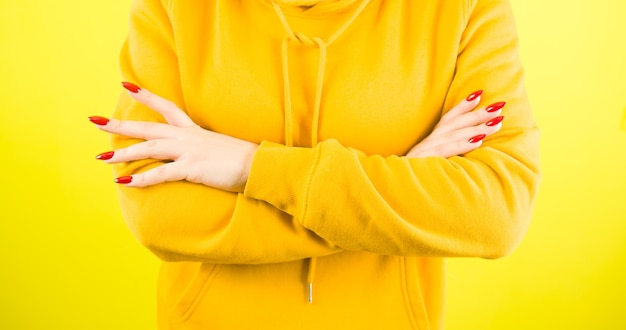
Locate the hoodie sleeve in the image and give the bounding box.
[111,0,341,263]
[244,0,540,259]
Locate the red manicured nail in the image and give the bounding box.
[466,90,483,102]
[468,134,487,143]
[96,151,114,160]
[121,82,141,93]
[486,116,505,127]
[89,116,109,125]
[486,102,506,112]
[115,176,133,184]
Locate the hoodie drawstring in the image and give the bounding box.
[306,257,317,303]
[271,0,371,304]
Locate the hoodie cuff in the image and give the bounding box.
[243,141,319,219]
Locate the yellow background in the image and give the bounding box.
[1,1,624,329]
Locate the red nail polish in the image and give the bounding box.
[466,90,483,102]
[468,134,486,143]
[96,151,114,160]
[486,116,504,127]
[486,102,506,112]
[115,176,133,184]
[89,116,110,125]
[121,82,141,93]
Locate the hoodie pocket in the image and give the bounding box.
[169,263,222,323]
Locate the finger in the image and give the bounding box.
[95,117,182,140]
[99,139,181,164]
[407,117,504,158]
[439,91,483,125]
[436,117,503,147]
[122,82,196,128]
[441,103,504,136]
[415,138,483,158]
[408,131,488,158]
[432,101,505,139]
[115,162,187,188]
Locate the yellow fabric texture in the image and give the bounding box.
[111,0,540,329]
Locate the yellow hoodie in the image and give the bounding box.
[111,0,540,328]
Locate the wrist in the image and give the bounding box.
[235,142,259,193]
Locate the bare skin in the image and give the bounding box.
[93,85,503,191]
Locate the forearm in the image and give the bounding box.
[110,95,343,263]
[243,0,541,258]
[110,0,343,263]
[244,127,539,258]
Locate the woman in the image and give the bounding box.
[90,0,540,328]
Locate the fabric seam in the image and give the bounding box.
[171,264,222,324]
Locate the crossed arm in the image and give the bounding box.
[91,0,539,263]
[92,85,504,190]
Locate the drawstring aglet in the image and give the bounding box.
[308,282,313,304]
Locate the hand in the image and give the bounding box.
[406,90,505,158]
[90,82,258,192]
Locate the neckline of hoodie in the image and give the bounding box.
[256,0,380,19]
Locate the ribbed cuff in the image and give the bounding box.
[243,141,319,219]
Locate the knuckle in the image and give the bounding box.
[140,166,168,186]
[144,139,160,150]
[107,119,123,131]
[470,110,490,122]
[153,165,170,180]
[454,141,467,151]
[136,121,160,138]
[113,147,127,160]
[432,143,447,156]
[132,174,145,187]
[186,173,204,184]
[137,120,154,130]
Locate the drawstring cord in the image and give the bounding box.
[307,257,317,303]
[277,33,327,147]
[271,0,371,304]
[278,35,326,146]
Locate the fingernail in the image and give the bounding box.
[96,151,114,160]
[468,134,487,143]
[466,90,483,102]
[486,102,506,112]
[115,176,133,184]
[121,82,141,93]
[486,116,505,127]
[89,116,109,125]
